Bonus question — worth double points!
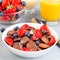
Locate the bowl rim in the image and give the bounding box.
[2,23,58,53]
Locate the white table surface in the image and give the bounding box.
[0,0,60,60]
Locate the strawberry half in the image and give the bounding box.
[31,34,37,40]
[17,28,25,37]
[3,15,10,22]
[31,29,42,40]
[21,47,30,51]
[0,6,2,12]
[35,29,42,38]
[40,24,51,35]
[21,24,30,29]
[17,24,30,37]
[5,37,13,46]
[49,36,56,46]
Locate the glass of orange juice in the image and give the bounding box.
[40,0,60,25]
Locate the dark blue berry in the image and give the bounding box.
[35,40,40,46]
[16,7,21,12]
[42,30,46,34]
[14,26,19,31]
[15,14,20,19]
[0,12,4,16]
[13,33,18,38]
[0,27,5,32]
[22,1,26,6]
[25,32,31,37]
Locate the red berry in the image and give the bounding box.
[31,35,37,40]
[17,28,25,37]
[49,36,56,46]
[12,8,16,13]
[40,24,51,35]
[21,47,30,51]
[12,0,21,5]
[17,24,30,37]
[12,3,18,8]
[12,0,18,5]
[2,3,7,7]
[5,37,13,46]
[2,0,9,7]
[0,6,2,12]
[0,16,4,21]
[3,16,10,22]
[4,9,10,13]
[31,29,42,40]
[21,24,30,29]
[35,29,42,38]
[4,8,16,13]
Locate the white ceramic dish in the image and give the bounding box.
[2,23,58,58]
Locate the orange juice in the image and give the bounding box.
[40,0,60,22]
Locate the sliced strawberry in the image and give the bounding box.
[35,29,42,38]
[40,24,51,35]
[4,9,10,13]
[0,16,4,21]
[31,29,42,40]
[16,0,21,5]
[5,37,13,46]
[3,15,10,22]
[12,3,18,8]
[21,47,30,51]
[17,24,30,37]
[2,3,7,7]
[11,0,15,5]
[0,6,2,12]
[4,8,16,13]
[49,36,56,46]
[11,8,16,13]
[12,0,21,5]
[2,0,9,7]
[17,28,25,37]
[31,35,37,40]
[21,24,30,29]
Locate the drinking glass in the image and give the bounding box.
[40,0,60,25]
[22,0,38,14]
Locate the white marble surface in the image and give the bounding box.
[0,0,60,60]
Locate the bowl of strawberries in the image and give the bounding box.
[2,23,58,58]
[0,0,25,24]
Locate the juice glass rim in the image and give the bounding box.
[40,0,60,4]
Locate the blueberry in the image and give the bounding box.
[15,14,20,19]
[13,33,18,38]
[0,27,5,32]
[14,26,19,31]
[0,12,4,16]
[35,40,40,46]
[16,7,21,12]
[42,30,46,34]
[25,32,31,37]
[21,1,26,6]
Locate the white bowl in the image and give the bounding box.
[2,23,58,58]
